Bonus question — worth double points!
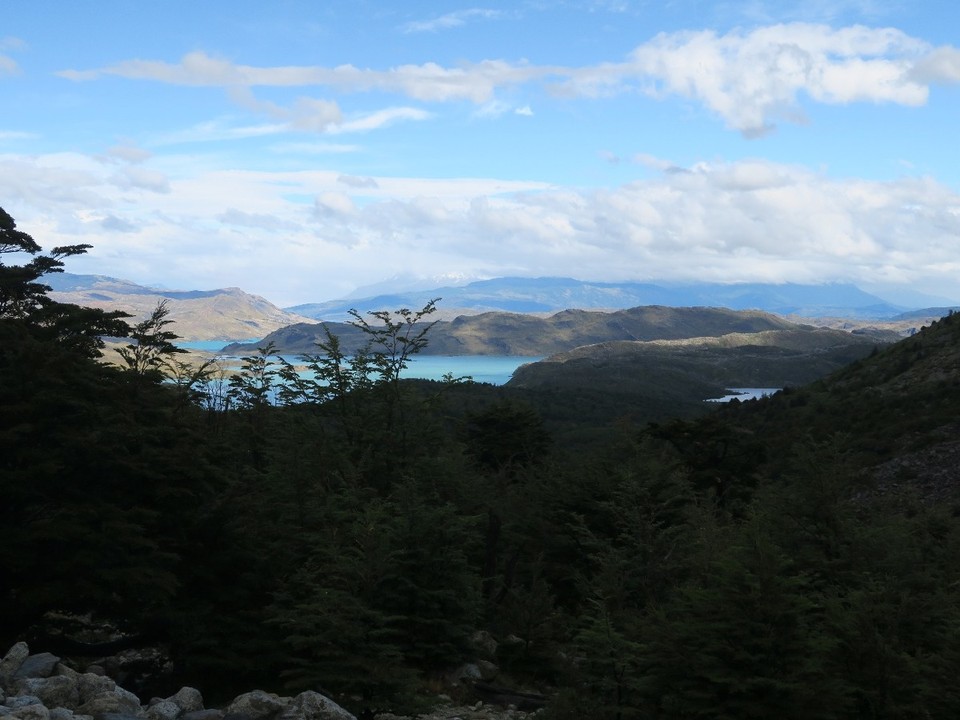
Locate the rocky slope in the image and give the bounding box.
[46,274,316,342]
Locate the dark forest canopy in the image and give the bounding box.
[3,206,960,719]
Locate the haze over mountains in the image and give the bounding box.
[289,276,957,322]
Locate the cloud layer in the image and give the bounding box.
[4,150,958,304]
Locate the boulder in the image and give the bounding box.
[55,667,81,684]
[1,644,30,687]
[77,675,116,704]
[279,691,354,720]
[8,707,50,720]
[470,631,498,660]
[14,655,61,681]
[448,664,482,686]
[76,686,143,717]
[6,698,43,709]
[11,677,79,710]
[167,688,203,715]
[145,701,180,720]
[476,661,499,682]
[50,709,93,720]
[223,691,287,720]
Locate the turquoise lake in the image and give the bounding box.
[181,343,543,386]
[278,355,543,386]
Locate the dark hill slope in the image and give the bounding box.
[508,327,881,405]
[221,306,798,356]
[708,311,960,502]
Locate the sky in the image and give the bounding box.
[2,0,960,306]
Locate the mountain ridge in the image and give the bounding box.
[47,273,317,341]
[220,305,901,358]
[285,277,933,322]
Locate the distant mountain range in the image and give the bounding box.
[287,277,958,322]
[47,273,317,341]
[46,272,958,345]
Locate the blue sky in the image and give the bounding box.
[2,0,959,306]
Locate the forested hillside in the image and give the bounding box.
[3,207,960,719]
[221,305,804,356]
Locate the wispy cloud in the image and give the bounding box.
[59,51,547,104]
[338,174,380,189]
[0,37,24,76]
[0,55,18,75]
[58,24,960,136]
[0,130,37,140]
[156,118,290,145]
[327,107,432,134]
[401,8,503,33]
[269,141,360,154]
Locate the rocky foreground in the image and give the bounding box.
[0,643,540,720]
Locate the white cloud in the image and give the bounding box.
[101,214,139,233]
[0,130,37,140]
[59,51,546,104]
[156,118,289,145]
[228,87,343,132]
[218,208,301,231]
[618,24,933,134]
[110,166,171,193]
[269,141,360,154]
[910,45,960,84]
[6,151,960,305]
[103,143,152,164]
[327,106,432,134]
[632,153,676,171]
[338,174,379,189]
[0,35,24,75]
[475,100,535,118]
[0,55,18,75]
[314,191,358,219]
[57,25,960,136]
[401,8,503,34]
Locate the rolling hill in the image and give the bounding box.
[221,305,816,356]
[46,273,317,341]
